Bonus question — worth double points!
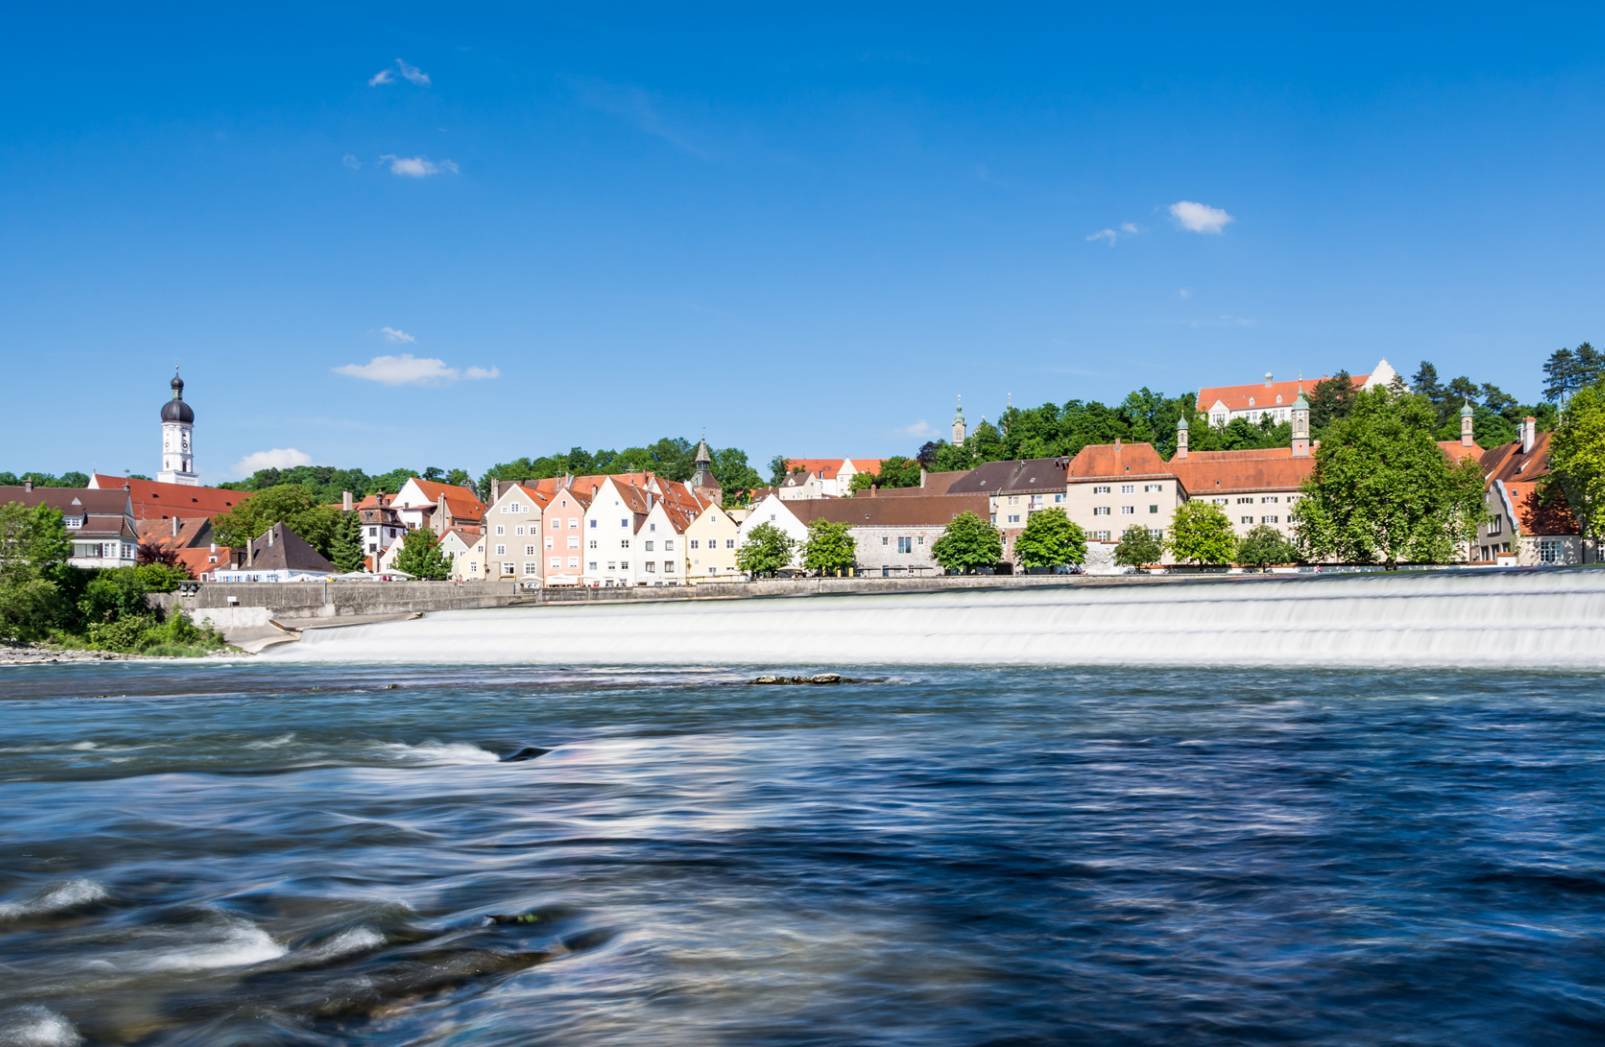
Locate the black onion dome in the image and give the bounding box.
[161,374,194,423]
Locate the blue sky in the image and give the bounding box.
[3,5,1602,481]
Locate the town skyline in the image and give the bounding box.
[4,8,1602,478]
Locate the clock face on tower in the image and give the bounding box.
[181,431,190,452]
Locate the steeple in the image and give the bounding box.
[1291,383,1311,458]
[691,434,717,492]
[1175,412,1189,459]
[1460,401,1475,448]
[951,394,967,445]
[157,367,199,486]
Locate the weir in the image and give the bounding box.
[267,569,1605,669]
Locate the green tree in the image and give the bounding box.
[1293,388,1487,568]
[329,511,366,573]
[0,503,72,642]
[391,527,451,580]
[1549,378,1605,545]
[1013,508,1087,570]
[1545,343,1604,404]
[736,522,796,577]
[767,455,790,486]
[1113,525,1164,568]
[849,455,922,493]
[211,484,341,557]
[801,519,856,575]
[1236,524,1299,571]
[930,512,1004,574]
[1168,501,1238,566]
[1309,372,1357,435]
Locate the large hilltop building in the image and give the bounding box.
[1197,359,1399,427]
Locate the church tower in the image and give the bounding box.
[1460,401,1475,447]
[158,369,198,486]
[1291,385,1311,458]
[951,395,967,445]
[691,435,718,494]
[1175,413,1189,459]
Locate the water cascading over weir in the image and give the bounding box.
[266,571,1605,670]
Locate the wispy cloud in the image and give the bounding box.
[232,447,312,476]
[1177,287,1193,300]
[1085,221,1140,247]
[381,154,458,177]
[1169,200,1233,234]
[395,58,430,86]
[341,153,363,170]
[899,420,936,438]
[370,58,429,87]
[334,353,499,386]
[567,76,708,159]
[380,326,416,344]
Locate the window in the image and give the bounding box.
[500,563,514,576]
[589,539,599,549]
[515,526,525,536]
[897,536,912,554]
[1262,516,1279,524]
[665,539,674,551]
[524,545,535,556]
[663,560,673,572]
[1540,539,1563,564]
[1149,528,1164,540]
[495,544,506,555]
[620,518,629,528]
[589,519,597,529]
[1143,483,1164,493]
[607,561,616,571]
[644,540,655,552]
[645,562,656,573]
[470,562,478,574]
[1237,497,1254,505]
[1093,485,1111,494]
[568,556,579,569]
[1008,514,1021,524]
[881,536,889,545]
[1261,495,1279,504]
[1094,506,1111,516]
[726,539,735,549]
[588,561,598,571]
[649,523,657,533]
[569,518,579,529]
[551,518,560,530]
[1054,493,1064,503]
[544,538,554,550]
[620,539,630,549]
[1091,530,1111,542]
[691,539,700,549]
[524,562,539,575]
[567,536,579,549]
[1121,484,1134,494]
[1149,504,1159,514]
[495,525,505,536]
[1241,516,1254,525]
[1121,506,1135,515]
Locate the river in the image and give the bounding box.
[4,649,1605,1042]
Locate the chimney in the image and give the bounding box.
[563,473,573,490]
[919,467,928,489]
[489,479,502,504]
[172,516,180,538]
[267,526,275,547]
[1264,371,1274,387]
[870,483,879,497]
[23,480,32,493]
[1522,416,1536,454]
[437,493,448,526]
[342,490,353,512]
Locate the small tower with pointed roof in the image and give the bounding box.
[1291,385,1311,458]
[691,435,718,494]
[1460,401,1475,448]
[158,368,199,486]
[1175,412,1190,460]
[951,395,967,445]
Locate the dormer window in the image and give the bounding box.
[1248,397,1256,407]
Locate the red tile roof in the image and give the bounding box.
[1066,442,1174,481]
[783,458,883,481]
[1170,448,1315,495]
[1505,480,1578,537]
[400,478,486,521]
[91,474,249,522]
[1197,374,1367,413]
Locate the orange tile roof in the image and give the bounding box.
[1170,448,1315,495]
[92,474,249,522]
[1505,480,1578,537]
[783,458,883,481]
[1067,442,1174,481]
[1197,375,1367,413]
[402,478,486,521]
[1437,440,1484,467]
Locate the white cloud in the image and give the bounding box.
[381,154,458,177]
[380,326,416,344]
[1085,221,1141,247]
[232,447,312,476]
[1177,287,1193,300]
[368,68,394,87]
[334,353,499,386]
[395,58,430,86]
[341,153,363,170]
[900,420,936,438]
[1169,200,1233,234]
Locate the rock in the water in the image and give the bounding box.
[751,673,853,685]
[500,746,551,763]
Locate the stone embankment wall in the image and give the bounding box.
[149,572,1190,624]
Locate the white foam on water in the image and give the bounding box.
[139,918,287,972]
[371,741,501,765]
[270,571,1605,669]
[301,925,385,963]
[0,879,109,920]
[67,742,97,751]
[245,733,296,749]
[0,1007,82,1047]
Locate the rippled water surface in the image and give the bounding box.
[4,661,1605,1044]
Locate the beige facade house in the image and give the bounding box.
[440,527,487,581]
[686,502,743,582]
[1064,441,1184,545]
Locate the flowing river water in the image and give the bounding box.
[4,575,1605,1043]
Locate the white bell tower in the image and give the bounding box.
[157,368,198,486]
